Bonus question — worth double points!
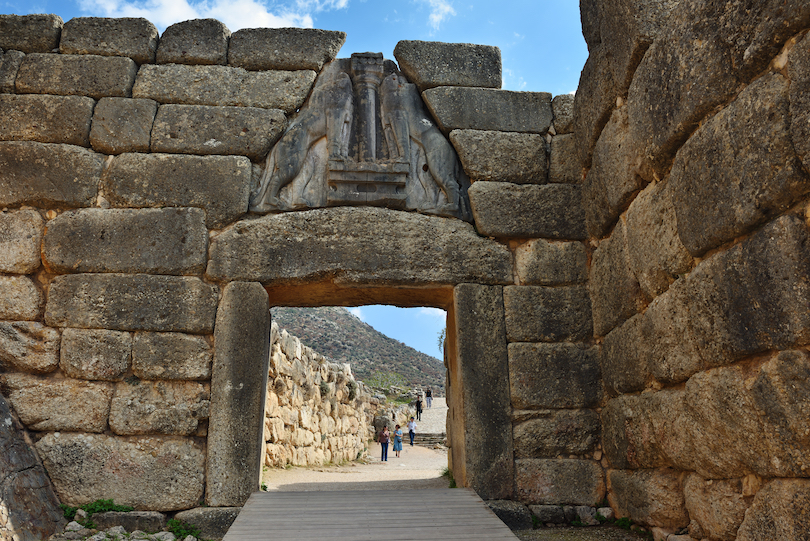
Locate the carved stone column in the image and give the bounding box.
[350,52,385,161]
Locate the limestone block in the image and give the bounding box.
[0,276,43,321]
[515,459,605,506]
[109,380,209,435]
[624,182,693,300]
[736,479,810,541]
[133,64,315,113]
[207,282,270,507]
[16,54,138,99]
[683,474,748,541]
[583,107,645,238]
[469,182,586,240]
[601,315,649,395]
[393,40,501,92]
[45,274,219,333]
[206,207,513,285]
[0,49,25,93]
[132,332,212,380]
[1,373,113,432]
[59,17,158,64]
[513,410,600,458]
[450,129,547,183]
[515,239,587,286]
[0,141,102,208]
[503,285,593,343]
[0,209,43,274]
[548,134,580,184]
[36,433,205,511]
[589,220,645,337]
[90,511,167,534]
[0,321,60,374]
[0,14,62,53]
[151,104,286,160]
[486,500,533,531]
[579,0,601,50]
[551,94,574,134]
[156,19,230,66]
[60,328,130,381]
[790,33,810,174]
[0,393,66,541]
[607,469,689,529]
[228,28,345,71]
[671,73,809,257]
[173,508,241,541]
[528,505,566,524]
[43,208,208,275]
[508,343,601,410]
[0,94,94,147]
[572,45,617,169]
[90,97,158,154]
[100,152,251,229]
[601,392,676,471]
[423,87,552,134]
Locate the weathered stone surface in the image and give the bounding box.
[100,152,251,229]
[0,14,62,53]
[228,28,345,71]
[151,104,286,160]
[59,328,131,381]
[683,474,748,541]
[36,433,205,511]
[515,459,605,505]
[207,282,270,506]
[0,276,43,321]
[573,45,617,169]
[393,40,501,92]
[624,182,693,300]
[503,286,593,343]
[90,511,166,533]
[548,134,580,184]
[157,19,230,66]
[607,469,689,529]
[551,94,574,134]
[1,374,112,432]
[790,33,810,175]
[589,220,645,337]
[45,274,219,334]
[0,142,102,208]
[453,284,513,500]
[423,87,552,134]
[90,97,157,154]
[206,207,513,285]
[515,239,587,286]
[469,182,586,240]
[737,479,810,541]
[16,53,138,99]
[528,505,566,524]
[513,410,600,458]
[450,130,547,183]
[0,393,66,541]
[486,500,533,531]
[132,332,212,380]
[0,94,94,147]
[508,343,601,410]
[0,321,60,374]
[0,209,43,274]
[43,208,208,275]
[583,107,645,238]
[173,507,240,541]
[579,0,601,50]
[601,314,649,395]
[133,64,315,113]
[671,73,809,256]
[59,17,157,64]
[109,380,209,436]
[0,49,25,93]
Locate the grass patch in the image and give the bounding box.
[441,466,457,488]
[167,518,203,540]
[61,499,134,522]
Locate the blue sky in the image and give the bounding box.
[1,0,587,359]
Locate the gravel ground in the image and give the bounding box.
[514,527,650,541]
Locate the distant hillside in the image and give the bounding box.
[270,307,445,392]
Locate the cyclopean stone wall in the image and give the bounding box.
[578,0,810,539]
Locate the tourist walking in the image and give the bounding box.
[407,417,417,446]
[416,396,423,421]
[425,388,433,408]
[379,426,390,462]
[393,424,403,458]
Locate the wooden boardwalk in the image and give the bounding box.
[223,488,519,541]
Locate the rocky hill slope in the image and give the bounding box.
[270,307,445,392]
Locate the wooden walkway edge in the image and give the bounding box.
[223,488,519,541]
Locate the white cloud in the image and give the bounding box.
[418,307,446,319]
[418,0,455,30]
[347,307,365,321]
